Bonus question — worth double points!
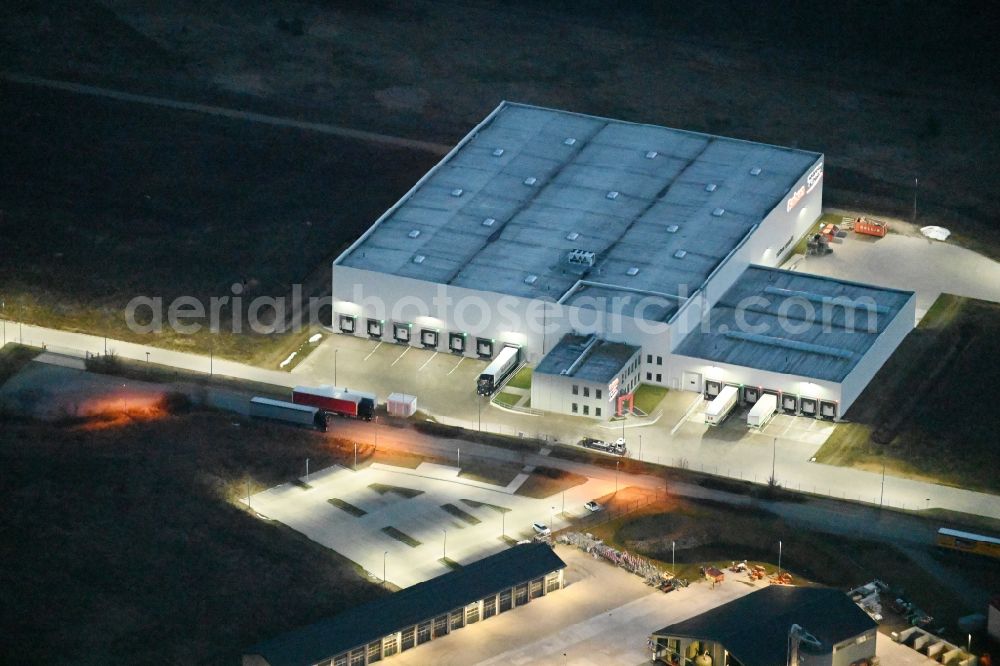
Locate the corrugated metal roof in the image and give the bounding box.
[244,544,565,666]
[673,266,913,381]
[535,333,640,383]
[337,102,821,306]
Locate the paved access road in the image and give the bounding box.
[5,320,1000,520]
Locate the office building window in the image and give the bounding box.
[583,387,590,398]
[572,385,578,395]
[596,407,602,417]
[583,405,589,415]
[571,403,578,413]
[596,389,602,400]
[656,356,663,365]
[656,373,662,382]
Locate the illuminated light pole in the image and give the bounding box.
[771,437,777,483]
[615,460,620,494]
[639,434,643,462]
[383,551,388,587]
[879,462,886,508]
[247,478,251,511]
[334,348,338,386]
[478,396,482,432]
[354,441,358,470]
[121,383,127,413]
[672,540,676,576]
[442,528,447,561]
[457,447,460,469]
[501,510,506,540]
[913,177,919,224]
[778,540,783,578]
[305,458,310,483]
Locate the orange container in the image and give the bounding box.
[855,218,888,237]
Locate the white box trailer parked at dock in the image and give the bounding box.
[747,393,777,429]
[705,386,739,425]
[387,393,417,417]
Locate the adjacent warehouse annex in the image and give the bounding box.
[330,102,915,420]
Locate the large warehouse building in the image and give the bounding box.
[331,102,914,420]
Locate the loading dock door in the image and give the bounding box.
[744,387,760,404]
[476,338,494,358]
[781,394,798,413]
[393,323,411,343]
[800,397,817,416]
[705,379,722,398]
[820,400,837,420]
[366,319,383,338]
[449,332,466,353]
[420,329,438,348]
[338,314,356,333]
[683,371,702,393]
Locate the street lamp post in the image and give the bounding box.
[334,348,339,386]
[639,434,643,462]
[354,441,358,470]
[615,460,620,494]
[672,540,675,576]
[383,551,388,587]
[502,510,506,540]
[913,177,919,224]
[778,540,783,578]
[478,396,482,432]
[305,458,310,483]
[457,447,460,469]
[771,437,777,483]
[926,498,931,510]
[879,462,886,508]
[442,528,447,560]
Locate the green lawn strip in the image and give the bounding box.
[440,503,482,525]
[632,384,668,414]
[458,459,523,487]
[328,498,366,517]
[438,557,462,570]
[506,366,533,390]
[492,390,521,408]
[382,526,421,548]
[0,344,41,386]
[368,483,423,498]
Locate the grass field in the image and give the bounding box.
[0,84,438,366]
[506,366,533,390]
[515,466,588,499]
[816,295,1000,493]
[492,390,522,408]
[632,384,667,415]
[0,409,387,664]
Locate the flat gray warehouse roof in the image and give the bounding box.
[336,102,821,307]
[674,266,913,382]
[536,333,639,384]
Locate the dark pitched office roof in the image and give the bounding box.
[245,543,565,666]
[652,586,876,666]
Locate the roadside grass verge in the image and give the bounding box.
[632,384,668,414]
[328,498,366,517]
[441,503,482,525]
[507,366,532,390]
[516,466,588,499]
[0,344,40,386]
[369,483,423,498]
[381,526,421,548]
[816,294,1000,493]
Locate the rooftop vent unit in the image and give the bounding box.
[567,249,596,267]
[563,137,577,146]
[606,191,619,200]
[492,148,505,157]
[666,224,679,233]
[524,274,538,285]
[712,208,726,217]
[482,217,496,227]
[523,177,537,186]
[645,150,658,159]
[750,166,762,176]
[412,254,426,264]
[626,266,640,276]
[705,183,718,192]
[450,188,464,197]
[407,229,421,239]
[674,250,687,259]
[566,231,580,241]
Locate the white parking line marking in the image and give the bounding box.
[363,341,383,361]
[390,346,411,367]
[418,351,438,372]
[447,356,465,375]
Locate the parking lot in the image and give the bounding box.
[389,545,759,665]
[245,461,617,588]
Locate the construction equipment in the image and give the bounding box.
[854,216,888,237]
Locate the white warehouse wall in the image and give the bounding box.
[839,292,917,414]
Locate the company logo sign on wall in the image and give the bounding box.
[786,162,824,212]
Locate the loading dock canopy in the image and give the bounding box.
[674,265,913,382]
[244,544,565,666]
[652,586,876,666]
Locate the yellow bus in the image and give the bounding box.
[936,528,1000,559]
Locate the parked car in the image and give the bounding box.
[532,522,551,536]
[584,501,603,512]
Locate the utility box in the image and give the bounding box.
[387,393,417,417]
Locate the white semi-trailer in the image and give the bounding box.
[747,393,777,429]
[250,397,326,430]
[476,345,522,396]
[705,386,739,426]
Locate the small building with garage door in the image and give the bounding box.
[242,543,565,666]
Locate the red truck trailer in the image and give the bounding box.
[293,385,376,421]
